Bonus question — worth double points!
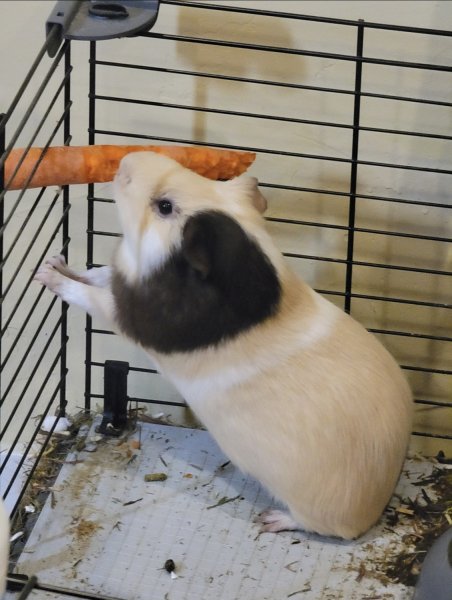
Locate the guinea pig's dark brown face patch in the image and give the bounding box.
[112,210,281,353]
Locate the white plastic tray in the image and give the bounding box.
[8,419,436,600]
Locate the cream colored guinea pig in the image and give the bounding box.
[35,152,413,540]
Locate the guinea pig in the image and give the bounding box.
[35,151,413,540]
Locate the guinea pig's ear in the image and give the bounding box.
[181,214,213,279]
[222,175,268,214]
[181,211,251,280]
[246,176,268,214]
[182,211,281,318]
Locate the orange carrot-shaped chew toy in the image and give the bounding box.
[4,145,256,190]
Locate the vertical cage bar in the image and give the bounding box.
[59,41,72,418]
[0,114,4,407]
[344,20,364,314]
[85,41,97,412]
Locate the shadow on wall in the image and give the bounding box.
[409,2,452,412]
[175,5,296,142]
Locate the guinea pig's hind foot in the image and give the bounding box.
[257,509,300,533]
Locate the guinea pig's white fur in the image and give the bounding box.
[35,151,413,540]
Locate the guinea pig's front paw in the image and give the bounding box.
[45,254,81,281]
[45,254,68,272]
[257,509,300,533]
[34,264,66,296]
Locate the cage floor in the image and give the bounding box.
[8,418,442,600]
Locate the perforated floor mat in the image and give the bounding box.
[8,419,441,600]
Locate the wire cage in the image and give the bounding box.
[1,1,451,599]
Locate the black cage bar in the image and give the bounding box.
[1,28,71,522]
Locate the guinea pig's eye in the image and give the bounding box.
[157,199,173,216]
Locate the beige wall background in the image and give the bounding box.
[0,1,451,457]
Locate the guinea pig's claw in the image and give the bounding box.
[257,509,300,533]
[45,254,67,270]
[34,264,64,295]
